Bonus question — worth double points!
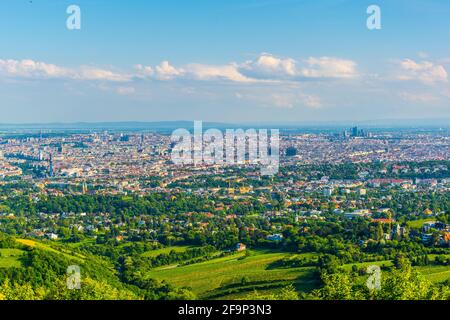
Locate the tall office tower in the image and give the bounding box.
[342,130,349,138]
[38,149,43,161]
[49,154,54,177]
[351,126,358,137]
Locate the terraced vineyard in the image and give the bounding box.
[141,245,198,258]
[145,250,320,299]
[416,265,450,283]
[1,237,449,300]
[16,238,86,262]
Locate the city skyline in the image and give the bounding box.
[1,0,450,123]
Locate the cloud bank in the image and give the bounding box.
[0,53,360,85]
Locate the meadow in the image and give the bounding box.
[2,238,449,299]
[0,248,24,268]
[141,245,198,258]
[145,249,320,299]
[406,219,436,229]
[144,246,450,299]
[416,265,450,283]
[16,238,85,262]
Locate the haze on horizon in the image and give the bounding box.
[1,0,450,123]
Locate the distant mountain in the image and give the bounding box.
[240,118,450,128]
[0,118,448,131]
[0,121,233,131]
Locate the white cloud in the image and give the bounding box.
[239,54,358,80]
[136,53,358,83]
[240,53,297,79]
[1,54,358,86]
[155,61,184,80]
[0,59,72,78]
[78,67,131,82]
[0,59,132,82]
[134,64,154,77]
[137,61,252,83]
[397,59,448,84]
[300,57,358,79]
[184,63,251,82]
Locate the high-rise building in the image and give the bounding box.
[48,154,53,177]
[345,126,369,138]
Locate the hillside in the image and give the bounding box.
[145,249,320,299]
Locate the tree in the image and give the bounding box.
[313,272,364,300]
[246,285,299,300]
[379,259,448,300]
[241,276,250,286]
[318,254,341,274]
[0,279,45,300]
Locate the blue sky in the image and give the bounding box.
[0,0,449,123]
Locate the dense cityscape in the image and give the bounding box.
[0,124,448,300]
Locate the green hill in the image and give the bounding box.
[145,249,320,299]
[0,248,24,268]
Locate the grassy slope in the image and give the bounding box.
[343,259,450,285]
[0,248,24,268]
[2,238,450,299]
[416,265,450,283]
[406,219,436,229]
[1,239,86,269]
[145,250,319,299]
[16,238,85,262]
[145,248,450,299]
[141,245,196,258]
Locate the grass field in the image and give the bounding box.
[16,238,59,252]
[344,259,450,285]
[65,238,96,248]
[144,247,450,299]
[406,219,435,229]
[0,248,24,268]
[145,250,319,299]
[141,245,197,258]
[16,238,85,262]
[3,238,449,298]
[416,265,450,283]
